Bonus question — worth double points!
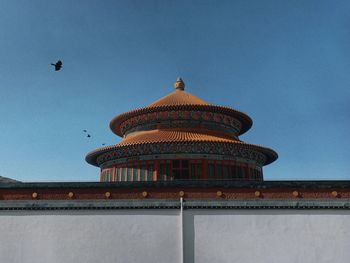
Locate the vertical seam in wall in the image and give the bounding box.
[180,197,184,263]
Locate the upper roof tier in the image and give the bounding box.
[110,78,253,137]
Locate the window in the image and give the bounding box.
[117,168,121,181]
[208,163,215,179]
[140,165,146,181]
[190,163,202,180]
[115,168,118,181]
[127,168,132,181]
[166,162,172,180]
[241,165,246,179]
[190,164,195,178]
[160,162,167,181]
[160,163,165,181]
[147,164,153,181]
[223,165,229,179]
[216,163,222,179]
[173,169,181,178]
[133,166,139,181]
[172,160,189,180]
[196,163,202,179]
[173,160,180,168]
[121,167,127,181]
[159,161,172,181]
[235,165,242,179]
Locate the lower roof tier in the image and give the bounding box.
[85,130,278,167]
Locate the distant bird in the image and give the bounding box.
[83,130,87,133]
[51,60,62,71]
[87,134,91,138]
[102,143,105,146]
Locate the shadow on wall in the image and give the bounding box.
[183,212,195,263]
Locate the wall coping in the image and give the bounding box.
[1,180,350,189]
[0,199,350,210]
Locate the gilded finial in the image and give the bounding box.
[174,77,185,90]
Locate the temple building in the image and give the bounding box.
[1,78,349,263]
[86,78,277,182]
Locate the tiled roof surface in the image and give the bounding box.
[119,129,235,146]
[148,89,210,107]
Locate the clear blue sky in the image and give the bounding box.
[0,0,349,182]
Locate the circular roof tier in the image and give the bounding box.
[110,79,252,137]
[85,129,278,167]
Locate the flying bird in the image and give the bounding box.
[51,60,62,71]
[87,134,91,138]
[83,130,87,133]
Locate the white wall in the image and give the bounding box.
[1,209,350,263]
[185,210,350,263]
[0,210,181,263]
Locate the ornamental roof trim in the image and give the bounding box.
[110,104,253,137]
[85,135,278,167]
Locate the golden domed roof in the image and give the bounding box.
[109,78,253,137]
